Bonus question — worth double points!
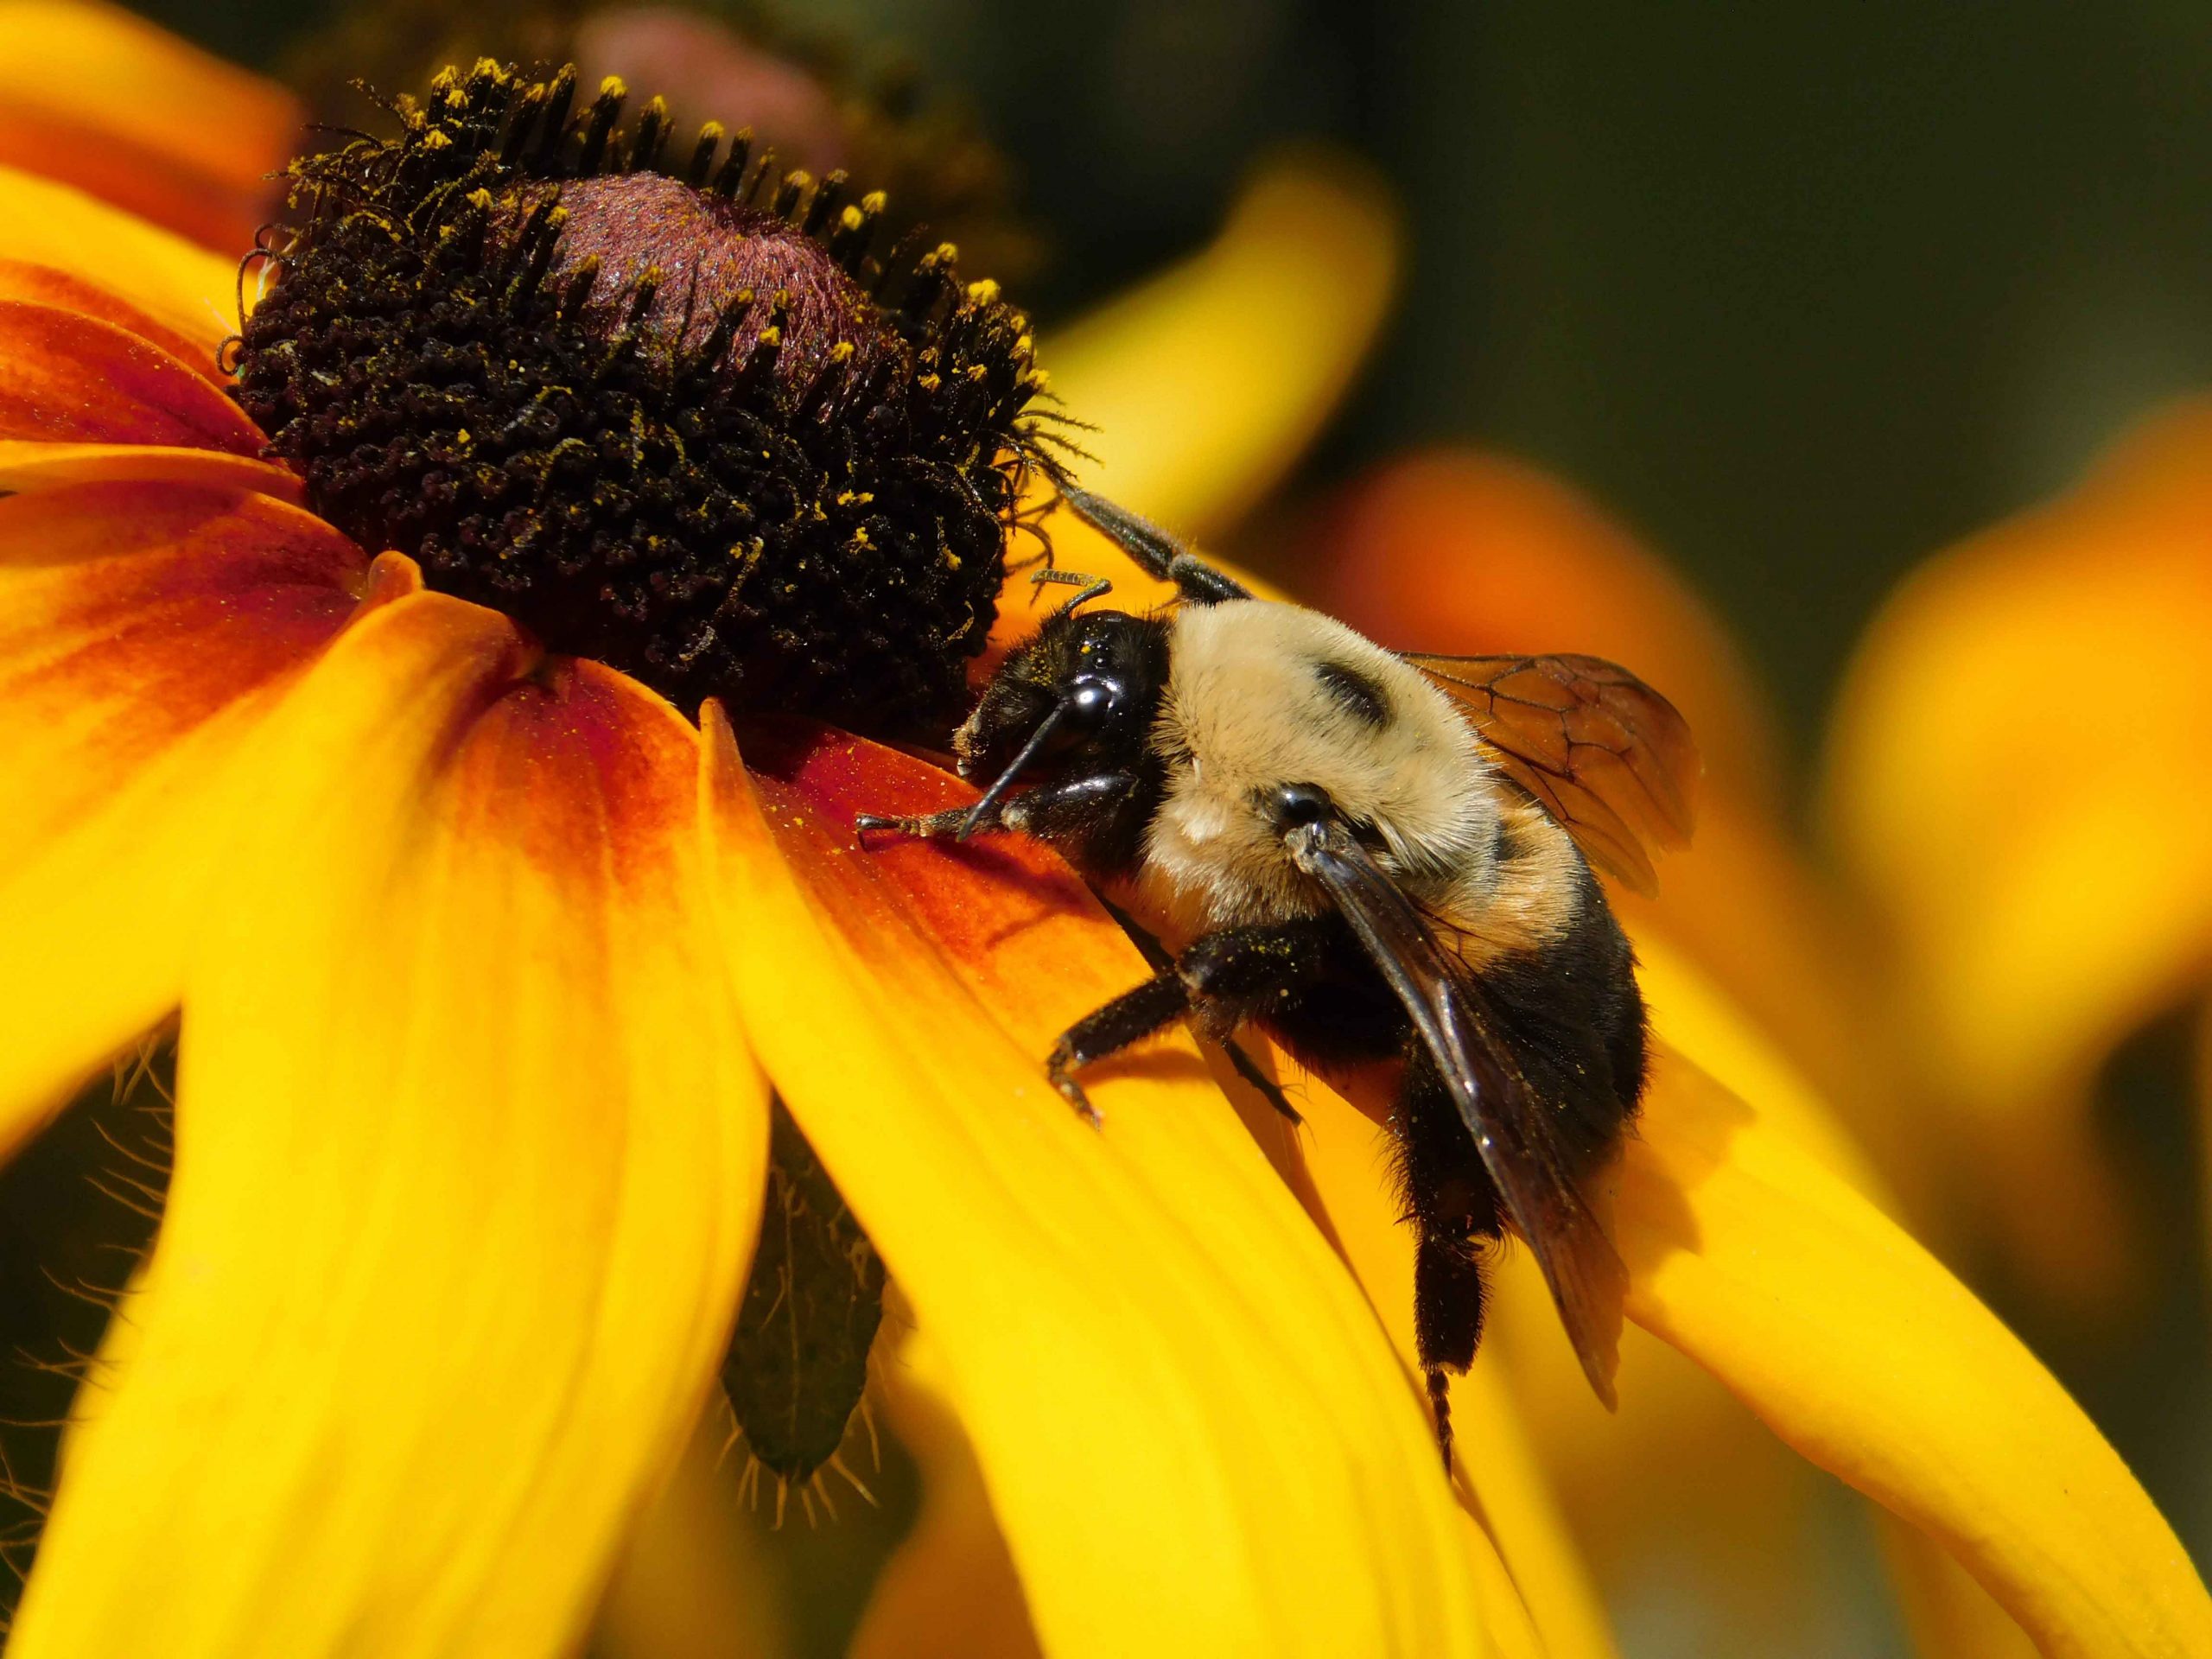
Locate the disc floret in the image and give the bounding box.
[233,60,1047,727]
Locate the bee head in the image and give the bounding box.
[953,607,1169,786]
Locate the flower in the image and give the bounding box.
[0,12,2203,1658]
[0,43,1472,1658]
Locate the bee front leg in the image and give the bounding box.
[855,767,1145,848]
[853,805,991,841]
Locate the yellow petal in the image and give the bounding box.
[0,0,298,252]
[1620,1043,2212,1659]
[849,1325,1045,1659]
[0,164,239,352]
[1492,938,1954,1649]
[10,598,770,1656]
[1041,149,1400,537]
[1823,397,2212,1304]
[1481,946,1856,1646]
[1489,1245,1841,1654]
[1614,798,1921,1197]
[1249,1050,1618,1659]
[700,715,1485,1658]
[0,484,372,1156]
[1878,1512,2042,1659]
[1632,929,1886,1200]
[594,1418,791,1659]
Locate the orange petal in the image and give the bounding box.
[0,163,240,350]
[701,717,1487,1657]
[0,257,227,378]
[1303,448,1779,805]
[1824,396,2212,1306]
[977,498,1188,678]
[0,483,371,1156]
[0,0,298,252]
[978,503,1290,691]
[0,439,301,498]
[12,598,771,1655]
[0,299,264,451]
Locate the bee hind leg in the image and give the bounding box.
[1412,1232,1490,1473]
[1399,1056,1507,1471]
[1100,903,1304,1123]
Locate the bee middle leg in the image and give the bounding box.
[1047,918,1337,1124]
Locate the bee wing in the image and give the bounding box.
[1288,820,1629,1408]
[1406,652,1698,897]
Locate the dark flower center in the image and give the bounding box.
[232,60,1048,731]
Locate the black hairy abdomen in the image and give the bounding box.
[1259,871,1645,1440]
[1260,875,1648,1165]
[1467,880,1648,1174]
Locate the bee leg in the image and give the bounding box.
[998,769,1142,837]
[1046,921,1335,1124]
[857,767,1148,849]
[854,804,1000,841]
[1396,1055,1506,1471]
[1174,921,1336,1039]
[1099,905,1303,1122]
[1046,972,1192,1126]
[1218,1039,1302,1124]
[1052,479,1252,605]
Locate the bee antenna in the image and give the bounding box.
[957,700,1071,841]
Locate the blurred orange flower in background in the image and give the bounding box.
[0,5,2204,1659]
[1827,399,2212,1313]
[0,0,297,251]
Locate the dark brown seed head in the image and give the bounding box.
[232,60,1048,731]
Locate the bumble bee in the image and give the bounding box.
[857,483,1698,1464]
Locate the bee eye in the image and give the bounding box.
[1270,781,1334,830]
[1061,676,1120,730]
